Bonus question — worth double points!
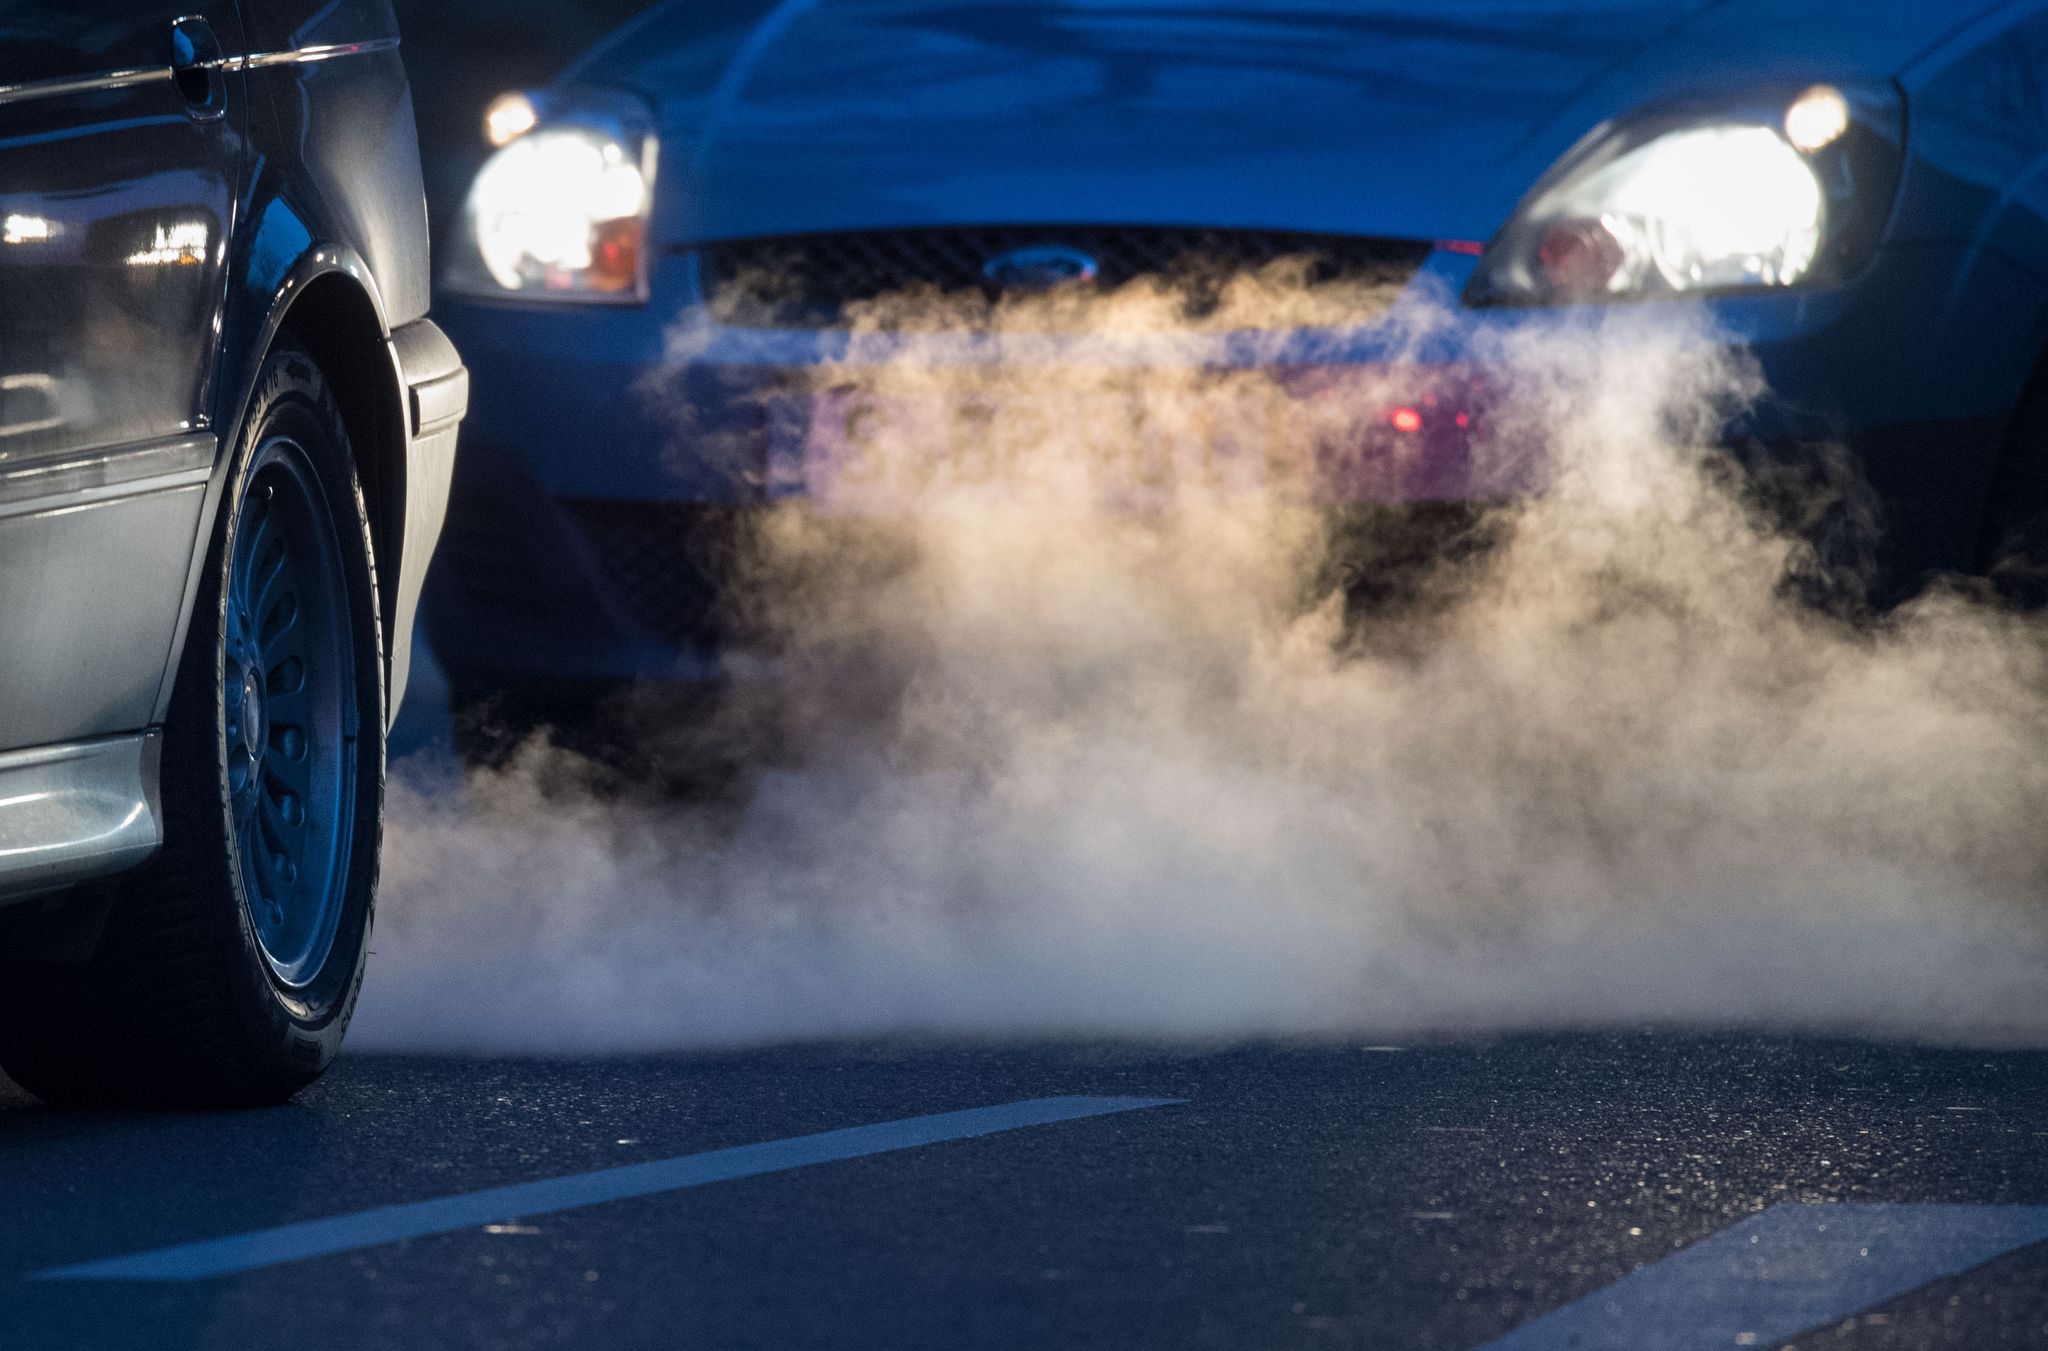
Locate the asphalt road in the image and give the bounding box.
[4,1035,2047,1350]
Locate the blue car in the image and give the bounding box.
[426,0,2048,732]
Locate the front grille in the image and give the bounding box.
[697,226,1432,329]
[566,500,742,648]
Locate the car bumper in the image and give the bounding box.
[427,242,2040,692]
[387,319,468,720]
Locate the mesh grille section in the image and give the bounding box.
[697,226,1432,329]
[565,500,741,648]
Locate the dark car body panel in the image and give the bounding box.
[567,0,1994,247]
[0,0,463,900]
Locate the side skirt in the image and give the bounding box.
[0,733,163,907]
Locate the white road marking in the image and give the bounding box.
[1478,1203,2048,1351]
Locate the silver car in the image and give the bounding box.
[0,0,465,1107]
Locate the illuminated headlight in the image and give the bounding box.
[1470,85,1902,305]
[445,96,657,303]
[483,90,539,148]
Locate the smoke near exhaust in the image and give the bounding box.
[352,268,2048,1054]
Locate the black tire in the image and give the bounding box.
[0,344,386,1108]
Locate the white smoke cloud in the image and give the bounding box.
[352,276,2048,1054]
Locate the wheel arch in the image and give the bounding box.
[276,267,410,672]
[155,246,412,727]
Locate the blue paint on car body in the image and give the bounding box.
[422,0,2048,700]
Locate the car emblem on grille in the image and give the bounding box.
[982,244,1100,292]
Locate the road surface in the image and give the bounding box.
[4,1035,2046,1349]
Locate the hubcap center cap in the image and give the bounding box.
[241,666,266,759]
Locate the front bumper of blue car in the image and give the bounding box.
[426,239,2036,695]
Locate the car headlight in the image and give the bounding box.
[443,91,657,304]
[1469,84,1902,305]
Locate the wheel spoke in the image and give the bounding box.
[266,798,306,845]
[251,563,291,637]
[222,435,358,985]
[264,705,311,748]
[241,822,277,895]
[265,698,311,742]
[265,650,307,694]
[264,746,313,804]
[239,503,285,610]
[258,587,300,649]
[254,805,297,878]
[268,679,311,724]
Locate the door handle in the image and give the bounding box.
[169,16,226,116]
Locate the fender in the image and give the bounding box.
[152,240,462,729]
[1895,2,2048,402]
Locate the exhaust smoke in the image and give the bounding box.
[353,269,2048,1054]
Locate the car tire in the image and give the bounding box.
[0,343,386,1108]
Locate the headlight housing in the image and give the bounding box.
[1469,83,1903,305]
[443,90,658,304]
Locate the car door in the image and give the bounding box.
[0,5,246,751]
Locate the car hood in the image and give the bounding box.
[571,0,1989,246]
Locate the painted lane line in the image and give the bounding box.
[33,1095,1181,1283]
[1478,1202,2048,1351]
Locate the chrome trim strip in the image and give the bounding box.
[0,433,214,515]
[0,733,162,903]
[0,38,399,108]
[234,38,401,71]
[0,66,169,109]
